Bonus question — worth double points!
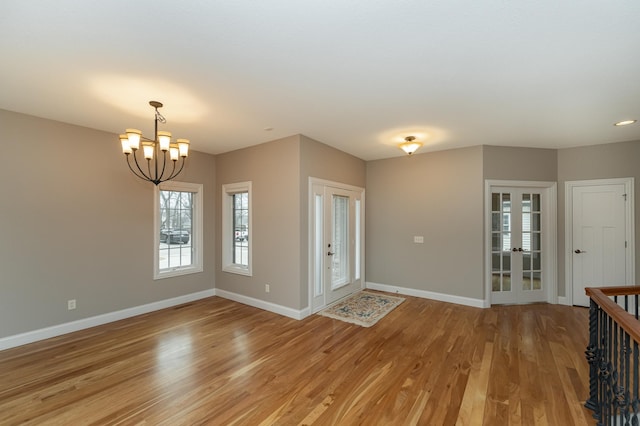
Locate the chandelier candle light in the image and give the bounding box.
[119,101,190,185]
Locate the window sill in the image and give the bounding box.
[154,265,203,280]
[222,265,252,277]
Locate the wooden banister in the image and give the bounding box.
[586,286,640,343]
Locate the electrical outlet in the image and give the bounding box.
[265,284,270,293]
[414,236,424,244]
[67,299,76,310]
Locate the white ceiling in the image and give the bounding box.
[1,0,639,161]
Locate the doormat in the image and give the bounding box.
[318,291,405,327]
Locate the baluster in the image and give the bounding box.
[631,340,640,424]
[622,331,631,425]
[586,299,600,413]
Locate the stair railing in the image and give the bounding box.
[585,286,640,425]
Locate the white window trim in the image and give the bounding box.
[154,181,203,280]
[222,181,252,276]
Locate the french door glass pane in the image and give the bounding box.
[492,192,513,293]
[314,194,323,297]
[332,195,349,288]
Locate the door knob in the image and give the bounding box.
[327,251,334,256]
[574,249,586,254]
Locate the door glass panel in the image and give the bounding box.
[331,195,349,288]
[523,253,531,270]
[502,252,511,271]
[492,233,500,251]
[532,194,540,212]
[492,273,500,291]
[532,233,540,251]
[314,194,323,297]
[523,272,532,291]
[533,272,541,290]
[491,213,500,231]
[532,213,540,232]
[355,199,361,281]
[503,273,511,291]
[492,192,513,294]
[492,193,500,211]
[532,252,540,270]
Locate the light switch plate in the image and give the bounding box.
[414,236,424,244]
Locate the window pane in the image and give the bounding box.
[232,192,249,266]
[492,193,499,211]
[159,190,193,270]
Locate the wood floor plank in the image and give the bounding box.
[0,295,595,425]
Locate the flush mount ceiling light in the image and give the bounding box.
[614,120,637,126]
[399,136,423,155]
[119,101,190,185]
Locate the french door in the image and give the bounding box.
[310,179,364,312]
[489,184,554,304]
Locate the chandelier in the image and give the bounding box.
[119,101,190,185]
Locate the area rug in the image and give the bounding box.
[318,291,405,327]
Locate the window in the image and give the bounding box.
[222,181,252,275]
[154,181,203,279]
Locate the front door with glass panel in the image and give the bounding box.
[310,181,364,312]
[491,188,546,304]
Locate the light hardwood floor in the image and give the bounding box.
[0,293,594,425]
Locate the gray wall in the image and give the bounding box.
[0,109,216,338]
[215,135,302,309]
[483,145,557,182]
[214,134,366,311]
[557,139,640,296]
[366,146,485,299]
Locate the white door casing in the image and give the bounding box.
[566,178,635,307]
[485,181,557,306]
[309,178,365,313]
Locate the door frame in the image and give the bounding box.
[484,180,558,305]
[564,178,635,306]
[308,177,365,313]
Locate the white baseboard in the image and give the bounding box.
[365,282,489,308]
[0,289,215,352]
[214,289,310,320]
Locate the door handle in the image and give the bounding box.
[327,251,334,256]
[512,248,523,252]
[574,249,586,254]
